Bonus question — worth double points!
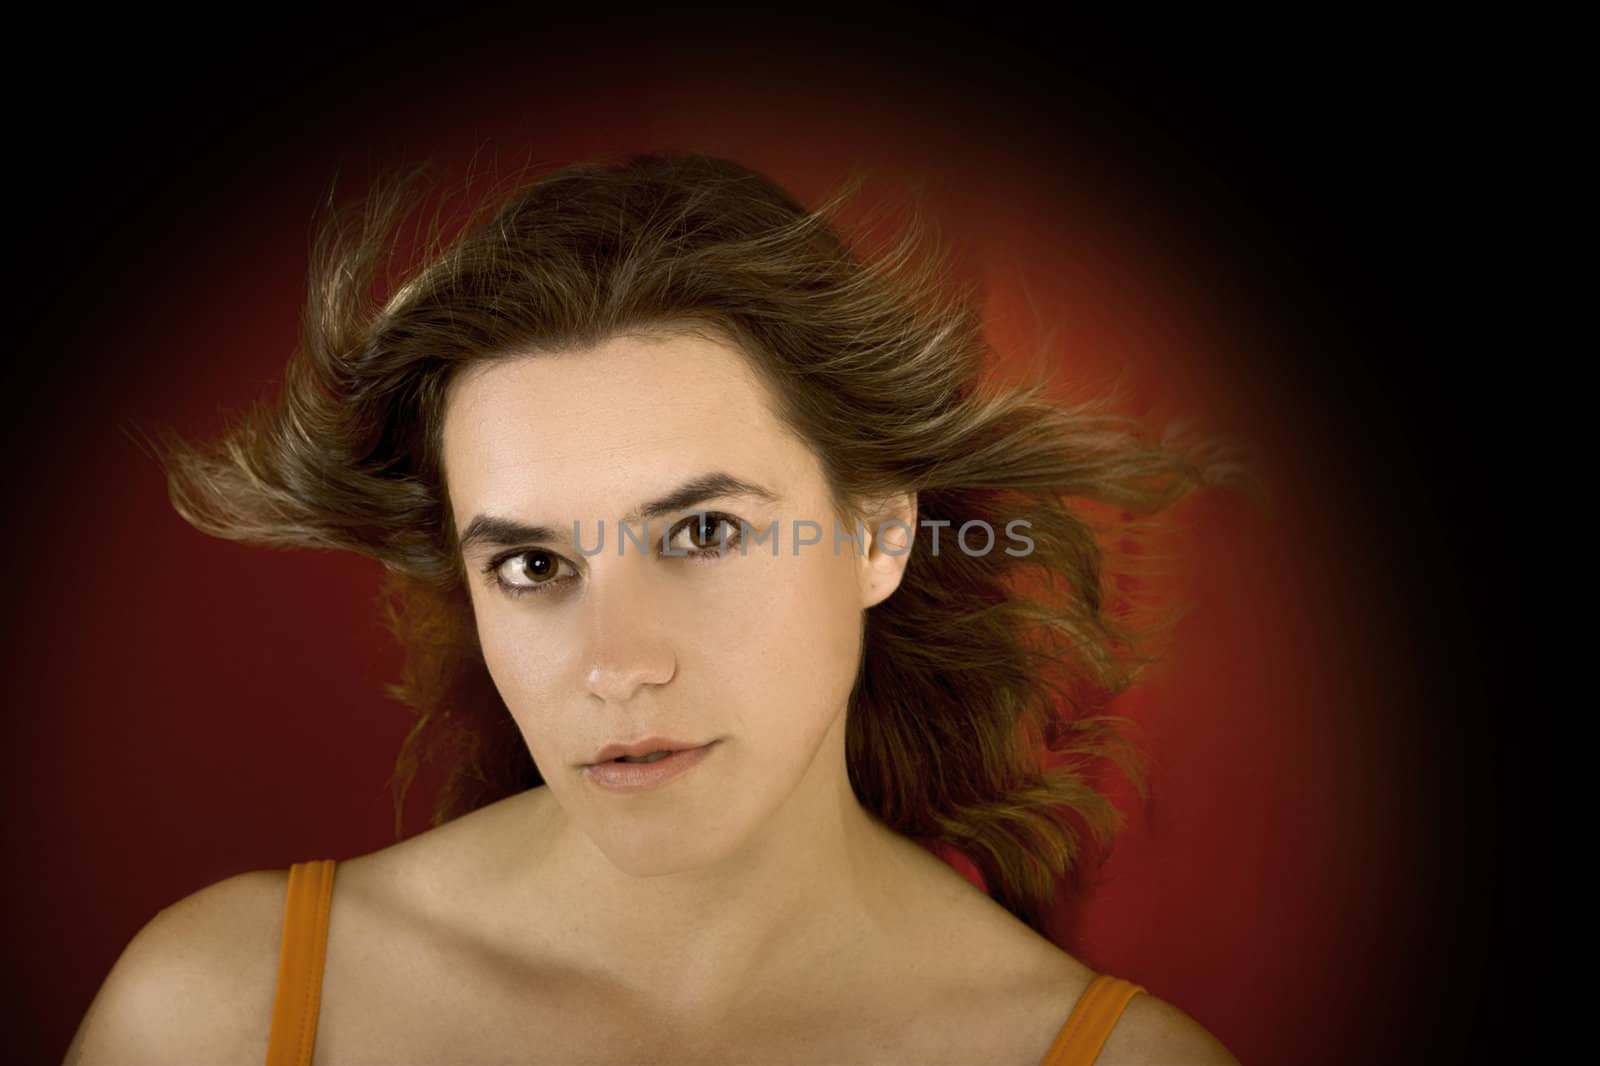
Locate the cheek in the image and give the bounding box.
[482,632,566,698]
[711,543,864,739]
[471,596,568,731]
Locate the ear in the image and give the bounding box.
[856,491,918,610]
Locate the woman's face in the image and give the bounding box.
[440,330,913,874]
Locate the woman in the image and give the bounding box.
[66,152,1245,1064]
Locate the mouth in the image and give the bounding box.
[584,737,718,767]
[582,740,721,792]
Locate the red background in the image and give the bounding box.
[11,24,1491,1065]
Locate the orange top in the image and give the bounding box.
[265,860,336,1066]
[265,859,1144,1065]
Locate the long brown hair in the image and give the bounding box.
[137,151,1259,935]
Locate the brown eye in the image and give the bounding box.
[669,513,739,554]
[521,552,558,578]
[689,515,720,549]
[498,549,574,591]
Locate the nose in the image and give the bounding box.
[580,559,677,703]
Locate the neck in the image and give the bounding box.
[491,715,930,1016]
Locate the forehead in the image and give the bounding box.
[440,331,807,522]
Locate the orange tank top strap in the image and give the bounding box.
[1036,973,1147,1066]
[264,859,338,1066]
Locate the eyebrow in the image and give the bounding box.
[456,471,782,556]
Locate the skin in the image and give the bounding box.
[437,328,926,1016]
[62,327,1240,1064]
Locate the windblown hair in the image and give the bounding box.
[141,151,1258,936]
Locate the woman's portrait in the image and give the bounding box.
[14,18,1501,1066]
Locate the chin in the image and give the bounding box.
[589,820,746,877]
[571,791,753,877]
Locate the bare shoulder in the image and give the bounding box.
[63,868,289,1065]
[1096,989,1240,1066]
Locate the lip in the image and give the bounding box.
[583,740,720,792]
[585,737,714,766]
